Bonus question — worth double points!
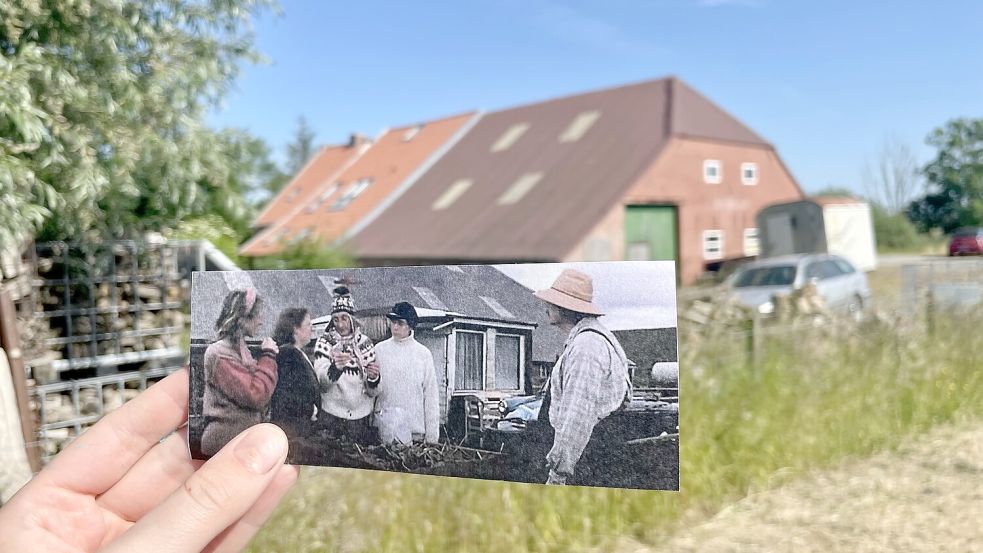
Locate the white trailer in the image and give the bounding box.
[756,197,877,271]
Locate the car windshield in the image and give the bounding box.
[733,265,797,287]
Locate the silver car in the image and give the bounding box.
[727,254,871,317]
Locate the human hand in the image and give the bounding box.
[0,368,297,552]
[330,350,352,367]
[365,361,380,381]
[261,337,279,355]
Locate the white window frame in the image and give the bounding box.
[454,329,487,393]
[703,160,722,184]
[741,162,758,185]
[492,333,525,392]
[743,228,759,256]
[703,229,724,260]
[330,178,372,211]
[305,183,339,213]
[403,125,423,142]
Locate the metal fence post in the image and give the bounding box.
[0,287,42,472]
[925,289,935,337]
[745,314,759,368]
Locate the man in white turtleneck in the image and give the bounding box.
[372,302,440,444]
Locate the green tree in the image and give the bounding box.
[169,214,243,262]
[812,186,858,197]
[250,237,355,270]
[0,0,276,245]
[284,115,317,176]
[871,203,925,252]
[907,118,983,233]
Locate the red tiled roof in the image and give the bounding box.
[252,145,361,229]
[241,112,475,257]
[349,77,773,261]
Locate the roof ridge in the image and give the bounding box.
[387,110,478,131]
[240,137,377,255]
[669,78,771,145]
[481,75,676,116]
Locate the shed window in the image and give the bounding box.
[703,230,723,260]
[455,331,485,390]
[494,334,521,390]
[704,160,722,184]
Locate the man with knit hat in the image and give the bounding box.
[372,302,440,444]
[534,268,632,486]
[313,286,381,444]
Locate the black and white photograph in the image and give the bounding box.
[189,262,679,490]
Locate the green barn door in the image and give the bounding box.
[625,205,677,261]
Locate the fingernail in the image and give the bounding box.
[234,424,287,474]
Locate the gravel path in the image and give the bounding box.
[613,421,983,552]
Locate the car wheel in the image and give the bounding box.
[847,294,865,322]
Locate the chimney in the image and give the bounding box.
[348,133,369,148]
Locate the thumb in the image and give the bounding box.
[102,423,289,553]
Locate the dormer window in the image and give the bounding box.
[558,110,600,143]
[305,183,339,213]
[403,125,423,142]
[330,178,372,211]
[490,123,530,153]
[432,179,473,210]
[497,172,543,205]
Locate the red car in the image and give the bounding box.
[948,227,983,256]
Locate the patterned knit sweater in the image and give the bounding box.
[312,326,379,420]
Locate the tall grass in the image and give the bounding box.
[247,312,983,553]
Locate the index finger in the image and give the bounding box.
[41,368,190,495]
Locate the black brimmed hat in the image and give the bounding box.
[386,302,419,328]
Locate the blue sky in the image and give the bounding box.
[208,0,983,195]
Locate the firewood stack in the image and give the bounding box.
[0,242,33,304]
[29,241,189,382]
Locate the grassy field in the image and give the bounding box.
[246,274,983,553]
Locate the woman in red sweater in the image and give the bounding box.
[201,287,279,456]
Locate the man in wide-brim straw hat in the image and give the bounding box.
[534,268,632,486]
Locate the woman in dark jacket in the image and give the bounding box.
[270,308,320,439]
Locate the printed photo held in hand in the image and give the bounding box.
[189,262,679,490]
[0,368,298,553]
